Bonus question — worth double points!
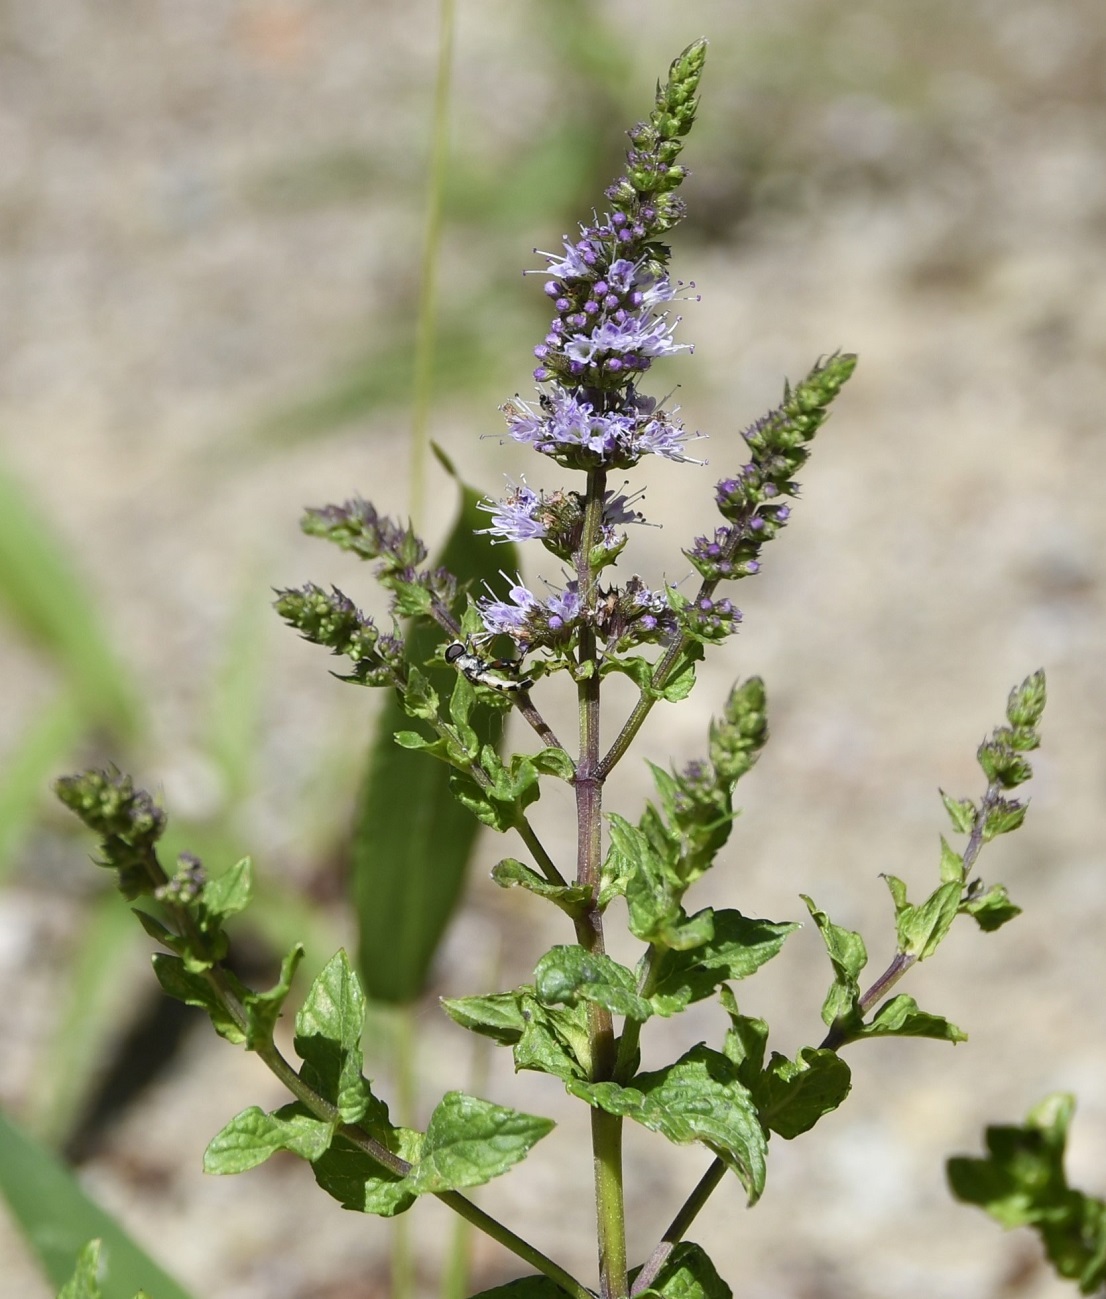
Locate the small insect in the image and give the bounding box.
[444,641,533,693]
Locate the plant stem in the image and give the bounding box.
[631,1159,726,1295]
[573,468,628,1299]
[635,941,930,1280]
[392,1006,418,1299]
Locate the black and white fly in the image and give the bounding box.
[444,642,533,693]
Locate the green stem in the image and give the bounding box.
[392,1007,418,1299]
[573,468,628,1299]
[408,0,455,524]
[516,815,570,888]
[631,1159,725,1295]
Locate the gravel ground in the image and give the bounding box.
[2,3,1106,1297]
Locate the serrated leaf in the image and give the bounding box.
[244,943,304,1050]
[151,954,245,1044]
[939,836,964,884]
[852,994,967,1044]
[512,994,591,1081]
[200,857,252,925]
[567,1045,767,1203]
[529,747,575,781]
[801,895,867,1031]
[719,987,769,1091]
[311,1127,423,1217]
[941,791,976,835]
[757,1048,852,1139]
[651,647,700,702]
[490,858,590,917]
[411,1092,554,1194]
[294,949,368,1123]
[203,1102,334,1173]
[982,800,1028,841]
[650,909,799,1016]
[962,883,1022,933]
[534,946,652,1021]
[441,991,529,1045]
[639,1241,733,1299]
[0,1109,193,1299]
[895,880,961,961]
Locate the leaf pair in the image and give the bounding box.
[200,951,554,1215]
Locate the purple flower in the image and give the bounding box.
[500,386,702,471]
[477,575,581,650]
[476,481,548,544]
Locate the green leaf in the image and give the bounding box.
[801,895,867,1031]
[353,468,517,1003]
[981,799,1028,840]
[756,1048,852,1139]
[294,949,369,1123]
[200,857,252,925]
[938,836,964,884]
[1006,669,1047,729]
[490,859,591,917]
[890,879,961,961]
[151,954,246,1045]
[949,1093,1106,1295]
[440,991,529,1045]
[311,1127,423,1217]
[719,987,769,1090]
[512,994,592,1081]
[410,1091,554,1194]
[650,645,701,702]
[534,946,653,1021]
[0,1108,193,1299]
[203,1102,334,1173]
[638,1241,733,1299]
[244,943,305,1050]
[567,1046,767,1203]
[443,986,591,1080]
[467,1279,571,1298]
[57,1239,104,1299]
[650,909,799,1015]
[852,994,967,1044]
[961,883,1022,933]
[718,989,851,1138]
[941,791,976,835]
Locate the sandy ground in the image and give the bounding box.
[2,2,1106,1297]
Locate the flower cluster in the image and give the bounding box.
[478,481,645,564]
[534,249,691,390]
[679,353,857,590]
[274,584,406,686]
[501,387,701,472]
[301,500,457,620]
[477,573,676,654]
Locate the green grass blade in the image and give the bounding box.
[23,893,145,1145]
[0,459,137,734]
[0,688,87,884]
[352,457,518,1004]
[0,1106,194,1299]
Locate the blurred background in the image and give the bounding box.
[2,0,1105,1296]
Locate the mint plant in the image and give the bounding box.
[55,41,1055,1299]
